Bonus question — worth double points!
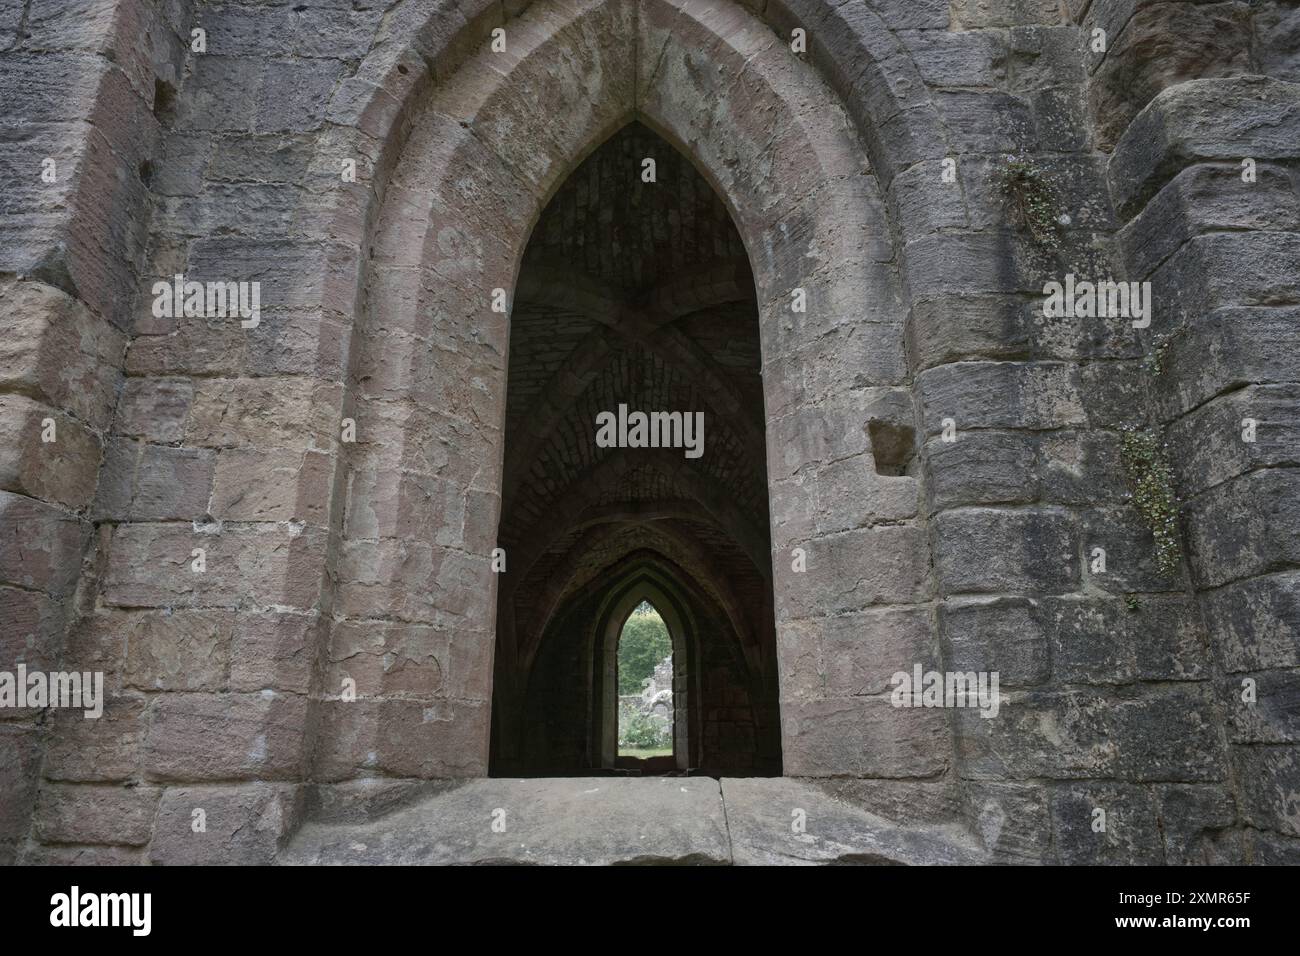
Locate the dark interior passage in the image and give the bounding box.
[490,122,781,776]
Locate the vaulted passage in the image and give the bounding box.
[490,123,782,777]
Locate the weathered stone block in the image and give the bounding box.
[342,466,476,544]
[149,783,301,865]
[941,597,1051,686]
[1255,0,1300,82]
[1049,783,1163,864]
[0,279,125,430]
[0,585,65,672]
[775,525,929,619]
[964,781,1053,863]
[1222,669,1300,744]
[1038,430,1128,505]
[1007,25,1088,92]
[767,394,875,480]
[904,233,1041,301]
[334,539,491,625]
[171,56,260,132]
[94,438,214,521]
[0,395,101,510]
[1149,232,1300,330]
[186,377,341,449]
[124,609,234,692]
[211,447,332,525]
[1079,507,1183,594]
[935,90,1037,156]
[56,612,129,699]
[805,455,919,534]
[1245,830,1300,864]
[1156,306,1300,421]
[781,607,937,700]
[20,844,146,865]
[185,235,361,319]
[1200,572,1300,671]
[0,491,88,597]
[1110,76,1300,219]
[897,29,1007,88]
[1049,595,1206,683]
[722,776,982,864]
[1155,783,1239,864]
[113,378,194,443]
[102,523,327,610]
[926,430,1037,510]
[813,777,964,829]
[0,723,42,864]
[33,783,159,846]
[934,507,1079,594]
[325,620,448,699]
[958,686,1223,781]
[1232,744,1300,837]
[311,698,490,780]
[230,611,316,695]
[1110,686,1226,781]
[886,160,969,240]
[1119,162,1300,280]
[144,692,307,781]
[782,696,951,778]
[1184,469,1300,589]
[919,361,1085,433]
[951,0,1064,28]
[1089,2,1254,150]
[42,696,146,782]
[1075,359,1148,429]
[1167,384,1300,497]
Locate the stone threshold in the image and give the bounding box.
[280,777,986,865]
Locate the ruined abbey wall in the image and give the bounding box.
[1,0,1298,864]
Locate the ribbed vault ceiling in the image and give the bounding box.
[498,121,772,663]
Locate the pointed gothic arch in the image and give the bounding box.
[302,0,947,786]
[598,575,692,771]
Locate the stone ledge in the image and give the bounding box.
[278,776,986,865]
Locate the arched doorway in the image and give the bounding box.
[309,0,935,786]
[489,122,780,776]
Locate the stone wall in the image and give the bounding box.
[0,0,1295,864]
[1088,0,1300,864]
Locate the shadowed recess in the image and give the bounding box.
[490,122,781,777]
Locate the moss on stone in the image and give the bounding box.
[1120,426,1183,578]
[997,155,1065,248]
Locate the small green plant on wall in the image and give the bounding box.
[997,155,1066,248]
[1144,323,1189,377]
[1119,425,1183,578]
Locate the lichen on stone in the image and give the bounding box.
[1119,425,1183,578]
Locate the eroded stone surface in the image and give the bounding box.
[281,777,985,866]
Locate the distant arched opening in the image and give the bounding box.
[614,599,676,767]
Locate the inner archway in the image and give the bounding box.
[616,600,674,764]
[489,122,781,776]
